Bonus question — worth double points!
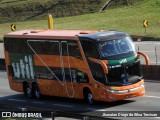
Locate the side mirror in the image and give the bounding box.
[88,57,108,74]
[137,51,150,65]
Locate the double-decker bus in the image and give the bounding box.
[4,30,149,104]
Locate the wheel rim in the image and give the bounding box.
[35,87,40,99]
[88,93,93,104]
[26,87,32,98]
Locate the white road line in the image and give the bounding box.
[154,117,160,119]
[144,95,160,99]
[53,104,73,108]
[32,101,44,104]
[8,99,26,102]
[86,108,106,111]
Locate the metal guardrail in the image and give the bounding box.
[136,45,160,65]
[137,46,160,65]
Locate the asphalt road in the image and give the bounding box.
[0,72,160,120]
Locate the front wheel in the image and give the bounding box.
[86,91,94,105]
[33,84,41,99]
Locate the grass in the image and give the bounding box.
[0,0,160,42]
[0,0,106,23]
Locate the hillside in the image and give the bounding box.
[0,0,160,41]
[0,0,143,23]
[0,0,106,23]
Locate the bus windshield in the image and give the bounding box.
[98,36,136,59]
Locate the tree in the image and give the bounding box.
[99,0,113,12]
[99,0,133,12]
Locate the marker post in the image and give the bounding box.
[143,20,148,34]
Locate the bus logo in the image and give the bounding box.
[119,59,127,64]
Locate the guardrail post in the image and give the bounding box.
[137,46,140,60]
[137,46,140,52]
[155,46,158,64]
[51,111,56,120]
[83,116,89,120]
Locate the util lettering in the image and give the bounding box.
[12,55,34,79]
[119,59,127,64]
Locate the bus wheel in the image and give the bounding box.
[33,84,41,99]
[86,90,94,105]
[24,84,32,98]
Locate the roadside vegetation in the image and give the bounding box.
[0,0,160,41]
[0,0,106,23]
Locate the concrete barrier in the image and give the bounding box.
[0,58,6,70]
[131,35,160,41]
[142,65,160,80]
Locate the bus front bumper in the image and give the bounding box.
[102,83,145,102]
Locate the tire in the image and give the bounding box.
[23,84,32,98]
[86,90,94,105]
[33,84,41,99]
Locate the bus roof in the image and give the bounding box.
[4,29,97,40]
[4,29,128,41]
[79,31,128,42]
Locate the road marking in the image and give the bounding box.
[154,117,160,119]
[86,108,106,111]
[32,101,44,104]
[144,95,160,99]
[8,99,26,102]
[53,104,73,108]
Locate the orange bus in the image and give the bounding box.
[4,30,149,104]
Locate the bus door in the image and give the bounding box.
[80,40,107,100]
[61,41,75,98]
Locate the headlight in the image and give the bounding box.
[104,88,128,94]
[104,84,144,94]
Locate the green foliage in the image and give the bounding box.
[0,0,148,23]
[0,0,106,23]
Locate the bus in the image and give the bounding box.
[4,30,149,104]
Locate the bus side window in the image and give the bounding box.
[88,61,107,85]
[68,41,83,60]
[80,41,99,58]
[80,41,106,84]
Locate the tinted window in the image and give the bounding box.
[67,41,82,59]
[28,40,60,55]
[88,61,107,85]
[4,38,82,59]
[4,38,32,53]
[80,41,99,58]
